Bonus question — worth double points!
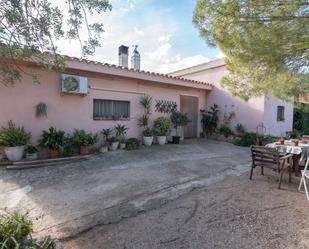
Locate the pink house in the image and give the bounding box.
[0,51,212,143]
[0,49,293,143]
[170,58,294,136]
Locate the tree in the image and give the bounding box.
[193,0,309,101]
[0,0,112,85]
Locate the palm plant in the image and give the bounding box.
[139,95,152,115]
[137,113,149,129]
[115,124,128,143]
[101,128,112,144]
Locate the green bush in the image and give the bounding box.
[234,132,259,147]
[235,133,278,147]
[153,117,172,136]
[294,106,309,133]
[72,129,98,147]
[0,212,55,249]
[0,121,31,147]
[143,128,154,137]
[235,123,246,136]
[200,104,220,135]
[125,138,140,150]
[219,125,232,138]
[170,111,191,136]
[39,127,66,151]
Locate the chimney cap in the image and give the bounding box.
[119,45,129,55]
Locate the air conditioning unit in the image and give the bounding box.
[61,74,88,95]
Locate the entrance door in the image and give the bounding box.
[180,95,198,138]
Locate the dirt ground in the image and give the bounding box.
[64,171,309,249]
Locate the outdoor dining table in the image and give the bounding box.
[266,141,309,177]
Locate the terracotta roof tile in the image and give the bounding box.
[62,55,213,87]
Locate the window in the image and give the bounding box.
[277,106,285,121]
[93,99,130,120]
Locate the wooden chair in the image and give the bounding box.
[250,145,293,189]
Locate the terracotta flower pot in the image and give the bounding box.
[292,141,299,147]
[279,140,284,145]
[49,149,60,158]
[80,146,90,155]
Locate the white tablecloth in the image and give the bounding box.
[266,141,309,166]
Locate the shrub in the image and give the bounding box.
[170,111,191,136]
[143,128,154,137]
[293,106,309,134]
[125,138,140,150]
[0,212,55,249]
[235,123,246,136]
[153,117,172,136]
[72,129,98,147]
[0,121,31,147]
[219,125,232,138]
[39,127,66,151]
[234,132,259,146]
[200,104,219,135]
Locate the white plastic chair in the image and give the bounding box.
[298,159,309,201]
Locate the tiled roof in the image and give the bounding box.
[63,55,213,88]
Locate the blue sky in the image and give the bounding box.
[56,0,222,73]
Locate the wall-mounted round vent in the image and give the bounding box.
[63,76,80,92]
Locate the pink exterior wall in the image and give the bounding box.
[0,67,207,144]
[263,95,294,136]
[170,61,294,136]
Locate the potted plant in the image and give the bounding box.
[170,111,191,144]
[153,117,173,145]
[125,138,140,150]
[101,128,112,153]
[25,145,38,160]
[292,139,299,147]
[115,124,128,149]
[279,136,285,145]
[0,121,31,161]
[39,127,65,158]
[143,128,154,146]
[109,136,119,151]
[72,129,98,155]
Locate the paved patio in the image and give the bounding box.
[0,139,251,239]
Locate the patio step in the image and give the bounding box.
[6,155,90,170]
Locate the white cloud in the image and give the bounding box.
[158,35,171,43]
[51,0,210,74]
[134,27,145,36]
[144,43,172,61]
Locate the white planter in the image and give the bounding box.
[26,153,38,161]
[143,136,153,146]
[120,143,126,149]
[157,136,167,145]
[109,141,119,151]
[5,146,25,162]
[100,146,108,153]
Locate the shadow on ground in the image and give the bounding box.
[1,139,251,240]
